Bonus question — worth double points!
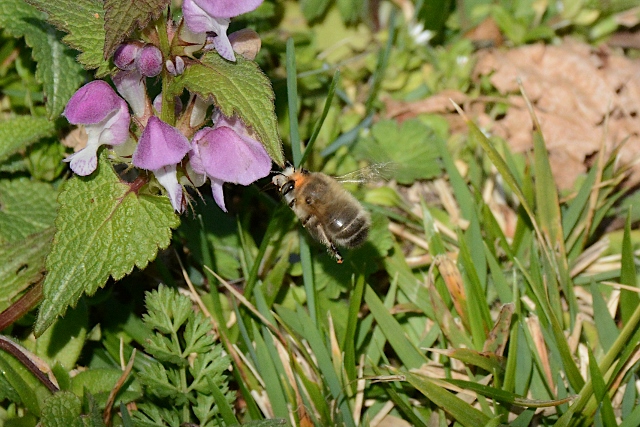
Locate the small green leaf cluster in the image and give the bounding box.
[133,286,233,427]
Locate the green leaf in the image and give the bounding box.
[103,0,169,59]
[136,361,184,402]
[301,0,331,22]
[0,178,58,244]
[171,53,284,166]
[364,286,428,369]
[70,368,143,408]
[35,152,180,336]
[143,286,191,335]
[133,403,181,427]
[404,371,491,426]
[337,0,364,23]
[0,0,87,118]
[0,116,56,163]
[590,282,618,351]
[35,302,88,370]
[0,349,44,415]
[24,0,110,76]
[432,348,505,373]
[588,347,616,426]
[0,228,53,312]
[354,119,441,184]
[41,391,84,427]
[619,213,638,322]
[442,378,574,408]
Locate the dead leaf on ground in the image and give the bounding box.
[474,38,640,189]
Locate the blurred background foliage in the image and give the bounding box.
[1,0,640,425]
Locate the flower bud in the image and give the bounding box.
[114,42,142,70]
[136,45,163,77]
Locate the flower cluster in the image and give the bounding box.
[63,0,270,213]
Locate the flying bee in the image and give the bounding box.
[273,164,388,263]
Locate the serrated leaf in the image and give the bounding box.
[0,0,87,118]
[25,0,110,77]
[103,0,169,59]
[0,116,56,163]
[35,152,180,336]
[183,311,215,354]
[0,178,59,243]
[144,334,188,365]
[143,286,192,334]
[189,348,230,393]
[0,227,53,312]
[354,119,441,184]
[41,391,84,427]
[172,53,284,166]
[137,362,185,402]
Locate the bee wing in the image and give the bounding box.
[335,162,394,183]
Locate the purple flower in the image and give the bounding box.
[114,42,142,70]
[165,56,185,76]
[189,112,271,211]
[63,81,130,176]
[182,0,263,61]
[136,45,163,77]
[133,116,191,212]
[113,69,149,118]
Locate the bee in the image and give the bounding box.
[272,164,385,263]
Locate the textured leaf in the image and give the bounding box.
[172,53,284,166]
[0,0,87,118]
[354,119,441,184]
[41,391,84,427]
[103,0,169,59]
[0,116,56,163]
[0,178,58,244]
[25,0,110,77]
[35,152,180,336]
[0,227,54,312]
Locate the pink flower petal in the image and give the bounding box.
[183,0,236,61]
[155,164,185,213]
[63,97,131,176]
[114,42,142,70]
[133,116,191,170]
[192,125,271,185]
[192,0,263,19]
[113,69,148,117]
[63,143,99,176]
[212,23,235,61]
[210,178,227,211]
[64,81,123,124]
[136,45,163,77]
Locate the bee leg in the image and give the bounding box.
[330,243,343,264]
[313,224,344,263]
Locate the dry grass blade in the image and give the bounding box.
[104,348,136,426]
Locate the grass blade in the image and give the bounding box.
[299,69,340,167]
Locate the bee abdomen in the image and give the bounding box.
[334,214,370,248]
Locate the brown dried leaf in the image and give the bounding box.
[474,39,640,189]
